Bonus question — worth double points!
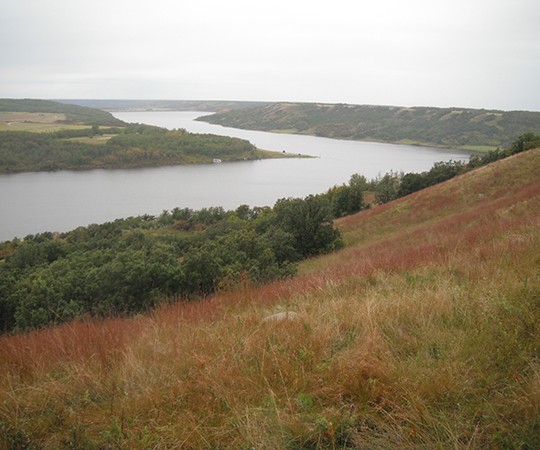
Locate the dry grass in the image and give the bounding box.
[1,150,539,449]
[63,135,114,145]
[0,112,89,132]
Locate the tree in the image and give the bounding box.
[399,172,427,197]
[374,171,402,204]
[273,195,343,258]
[510,132,540,154]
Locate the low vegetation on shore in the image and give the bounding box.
[0,138,539,447]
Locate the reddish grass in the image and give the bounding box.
[0,317,148,379]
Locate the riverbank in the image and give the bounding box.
[197,102,540,151]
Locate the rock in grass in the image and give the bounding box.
[262,311,303,323]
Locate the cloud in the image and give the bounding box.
[1,0,539,110]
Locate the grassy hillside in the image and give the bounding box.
[199,102,540,151]
[0,99,125,127]
[0,149,539,448]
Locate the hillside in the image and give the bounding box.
[57,99,271,112]
[0,149,539,448]
[199,102,540,151]
[0,99,125,127]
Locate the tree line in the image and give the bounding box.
[367,132,540,204]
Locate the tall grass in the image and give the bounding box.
[1,149,539,448]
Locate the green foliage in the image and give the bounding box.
[399,160,465,197]
[272,195,343,259]
[371,133,539,203]
[319,174,366,218]
[374,171,403,204]
[510,131,540,154]
[0,124,259,173]
[200,102,540,149]
[0,194,342,333]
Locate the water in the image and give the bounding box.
[0,111,470,241]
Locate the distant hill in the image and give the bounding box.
[198,102,540,150]
[0,98,125,126]
[57,99,271,112]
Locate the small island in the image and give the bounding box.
[0,99,296,174]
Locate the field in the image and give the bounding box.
[0,149,539,448]
[0,112,90,132]
[62,135,115,145]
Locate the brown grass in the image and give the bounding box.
[0,112,89,132]
[1,149,539,448]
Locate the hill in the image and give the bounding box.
[0,98,125,127]
[199,102,540,151]
[57,99,271,112]
[0,149,539,448]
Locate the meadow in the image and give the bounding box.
[0,112,89,133]
[0,148,538,448]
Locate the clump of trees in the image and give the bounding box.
[367,132,540,204]
[0,194,345,333]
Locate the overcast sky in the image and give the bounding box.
[1,0,539,111]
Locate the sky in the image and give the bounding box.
[1,0,539,111]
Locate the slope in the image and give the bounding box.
[1,149,539,448]
[199,102,540,151]
[0,98,125,127]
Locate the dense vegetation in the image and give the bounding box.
[0,192,346,333]
[0,99,124,126]
[0,123,273,173]
[199,102,540,150]
[1,145,538,449]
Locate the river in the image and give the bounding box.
[0,111,470,241]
